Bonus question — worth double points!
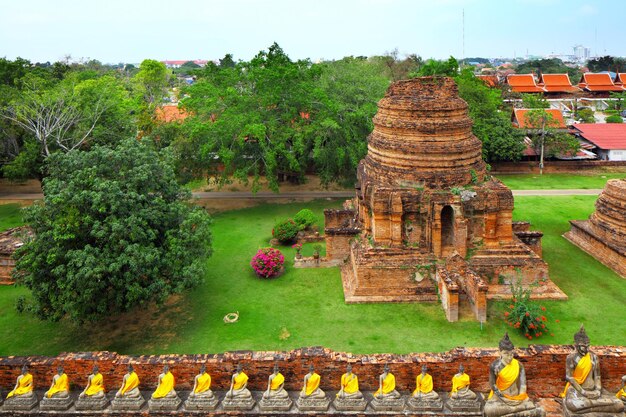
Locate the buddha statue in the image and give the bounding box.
[79,365,105,399]
[374,363,401,399]
[297,364,329,411]
[184,364,218,411]
[75,364,109,411]
[300,364,326,399]
[561,325,625,416]
[6,365,34,400]
[45,366,70,398]
[617,376,626,404]
[407,364,443,412]
[222,363,255,411]
[333,364,367,411]
[337,364,363,399]
[412,364,440,401]
[259,363,292,412]
[189,365,215,399]
[226,364,252,400]
[484,333,545,417]
[115,364,141,399]
[151,365,177,399]
[111,364,145,411]
[148,365,181,411]
[263,363,289,400]
[450,364,476,400]
[4,365,37,411]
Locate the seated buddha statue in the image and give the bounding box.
[617,376,626,404]
[188,365,215,399]
[151,365,177,399]
[6,365,34,400]
[79,364,105,399]
[300,364,326,399]
[374,363,401,400]
[263,363,289,400]
[450,364,477,400]
[484,333,545,417]
[337,364,363,399]
[226,364,252,400]
[412,364,440,401]
[45,366,70,399]
[561,325,624,415]
[115,364,141,398]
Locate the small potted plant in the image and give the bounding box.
[292,243,303,259]
[312,243,323,259]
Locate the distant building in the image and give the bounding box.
[573,45,591,63]
[161,60,210,69]
[572,124,626,161]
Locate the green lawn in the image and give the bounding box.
[0,197,624,356]
[495,173,626,190]
[0,204,25,231]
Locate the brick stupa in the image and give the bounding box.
[324,77,565,321]
[565,179,626,278]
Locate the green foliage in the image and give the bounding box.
[521,93,550,109]
[515,58,581,81]
[294,209,316,230]
[587,55,626,73]
[576,108,595,123]
[608,92,626,111]
[605,115,624,123]
[13,139,213,322]
[272,218,299,243]
[503,277,555,340]
[455,69,524,162]
[412,56,458,77]
[2,140,42,180]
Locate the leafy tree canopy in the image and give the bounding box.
[14,139,213,322]
[587,55,626,73]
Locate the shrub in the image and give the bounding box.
[605,115,624,123]
[250,248,285,278]
[503,277,556,340]
[272,219,299,243]
[294,209,317,230]
[576,108,595,123]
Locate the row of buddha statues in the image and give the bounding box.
[2,327,625,416]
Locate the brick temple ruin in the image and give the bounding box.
[324,77,566,321]
[565,178,626,278]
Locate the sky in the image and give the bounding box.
[0,0,623,64]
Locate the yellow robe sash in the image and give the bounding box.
[121,371,140,396]
[233,372,248,390]
[616,387,625,399]
[560,353,591,398]
[153,371,175,399]
[85,373,105,396]
[6,373,33,398]
[451,373,470,394]
[194,373,211,393]
[270,373,285,390]
[375,373,396,395]
[46,373,69,398]
[413,373,434,395]
[488,359,529,401]
[305,373,321,396]
[340,373,359,395]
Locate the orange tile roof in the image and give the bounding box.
[539,74,581,93]
[579,73,625,92]
[615,73,626,85]
[155,105,190,123]
[507,74,546,93]
[512,109,566,129]
[477,75,498,87]
[572,124,626,150]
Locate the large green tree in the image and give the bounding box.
[14,139,212,322]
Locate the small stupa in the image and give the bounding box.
[324,77,565,321]
[565,178,626,278]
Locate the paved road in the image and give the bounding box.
[0,189,604,200]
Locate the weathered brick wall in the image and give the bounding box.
[565,222,626,278]
[0,347,623,398]
[491,160,626,174]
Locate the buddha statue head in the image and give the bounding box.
[458,364,465,375]
[309,364,315,374]
[57,365,64,376]
[21,364,28,375]
[163,365,169,374]
[421,364,428,375]
[273,363,279,374]
[383,363,390,374]
[574,325,590,356]
[127,364,134,373]
[498,332,515,365]
[92,364,99,374]
[200,364,206,374]
[346,364,353,374]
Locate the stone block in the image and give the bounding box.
[332,396,368,412]
[110,394,145,411]
[258,396,293,412]
[444,393,483,415]
[296,395,330,411]
[74,395,109,411]
[406,395,444,412]
[369,395,405,412]
[222,395,256,411]
[148,395,181,411]
[2,394,37,411]
[183,394,218,411]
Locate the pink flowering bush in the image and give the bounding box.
[250,248,285,278]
